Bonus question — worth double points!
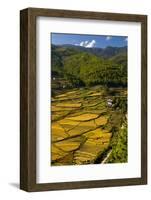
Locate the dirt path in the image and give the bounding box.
[101,149,112,164]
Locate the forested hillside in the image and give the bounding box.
[51,44,127,89]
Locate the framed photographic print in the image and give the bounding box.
[20,8,147,192]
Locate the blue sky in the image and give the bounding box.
[51,33,128,48]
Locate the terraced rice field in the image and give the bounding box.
[51,87,126,166]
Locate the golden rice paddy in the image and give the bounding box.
[51,87,126,166]
[55,141,81,152]
[95,116,108,126]
[56,103,81,108]
[67,113,98,121]
[88,92,102,97]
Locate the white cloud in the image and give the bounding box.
[77,40,96,48]
[86,40,96,48]
[80,41,85,46]
[125,37,128,42]
[84,41,89,45]
[106,36,112,41]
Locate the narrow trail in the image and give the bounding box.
[101,149,112,164]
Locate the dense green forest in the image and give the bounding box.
[51,44,127,89]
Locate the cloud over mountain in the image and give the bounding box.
[75,40,96,48]
[106,36,112,41]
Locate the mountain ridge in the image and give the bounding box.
[52,44,127,59]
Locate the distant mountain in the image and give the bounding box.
[52,44,127,59]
